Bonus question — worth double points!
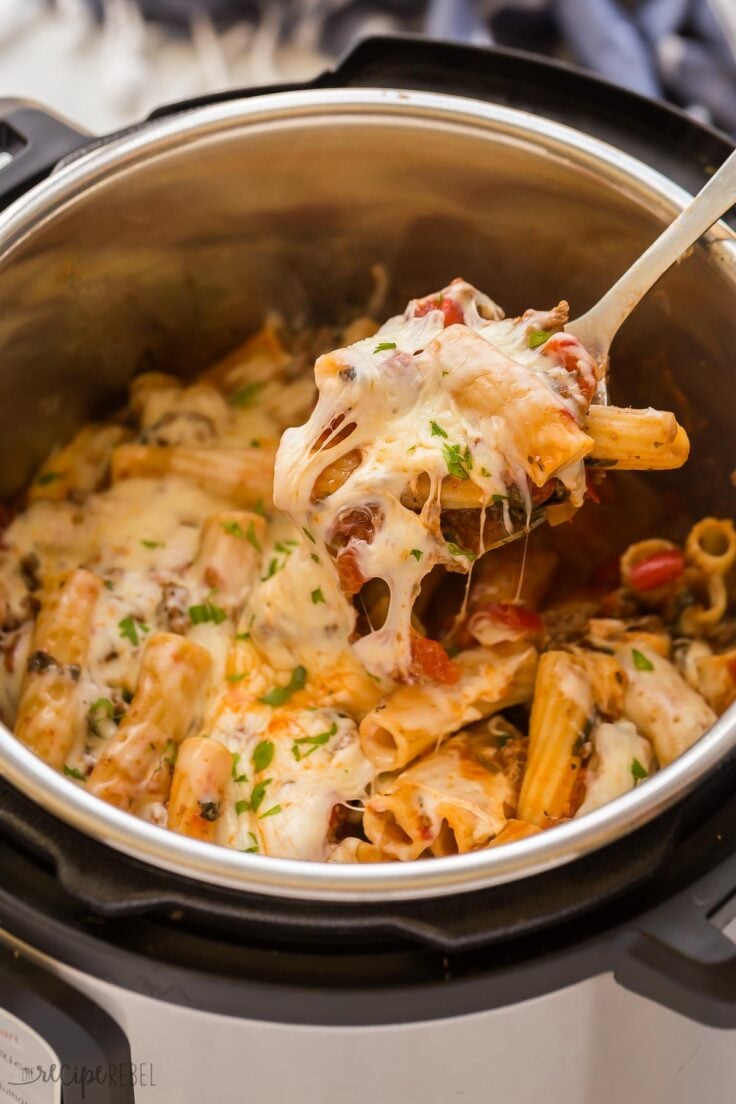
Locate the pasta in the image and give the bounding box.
[0,277,728,865]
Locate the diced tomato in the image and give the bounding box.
[410,631,459,684]
[481,602,543,634]
[543,333,597,400]
[628,550,685,591]
[335,548,365,596]
[584,471,601,504]
[414,295,465,327]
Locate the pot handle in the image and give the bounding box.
[613,824,736,1027]
[0,99,91,209]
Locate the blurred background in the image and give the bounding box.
[0,0,734,135]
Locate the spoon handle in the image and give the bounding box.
[567,148,736,361]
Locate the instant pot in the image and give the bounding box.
[1,35,736,1104]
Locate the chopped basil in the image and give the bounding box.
[63,764,85,780]
[292,722,337,761]
[260,666,308,706]
[229,381,265,407]
[529,329,552,349]
[222,520,245,539]
[430,420,448,438]
[311,587,326,605]
[259,804,282,819]
[443,442,473,481]
[410,549,423,561]
[632,648,654,672]
[189,602,227,625]
[141,539,165,549]
[374,341,397,354]
[446,541,477,562]
[119,615,143,646]
[37,471,62,486]
[631,757,649,783]
[252,740,275,773]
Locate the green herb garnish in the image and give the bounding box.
[229,381,265,407]
[529,329,552,349]
[374,341,396,354]
[311,587,326,605]
[119,615,142,646]
[446,542,477,562]
[632,648,654,672]
[222,520,245,539]
[631,758,649,783]
[252,740,275,773]
[430,420,448,438]
[410,549,423,561]
[37,471,62,486]
[141,539,165,549]
[292,722,337,761]
[260,666,308,707]
[63,764,85,780]
[443,442,473,481]
[189,602,227,626]
[259,804,282,819]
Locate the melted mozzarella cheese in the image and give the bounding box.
[274,279,598,679]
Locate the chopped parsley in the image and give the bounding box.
[245,521,261,551]
[37,471,62,486]
[235,799,250,815]
[491,493,507,505]
[446,541,477,562]
[248,778,272,814]
[260,665,308,706]
[253,498,267,517]
[222,520,245,539]
[63,764,85,780]
[274,540,298,554]
[410,549,423,561]
[103,579,115,591]
[310,553,320,564]
[242,831,259,853]
[303,528,316,544]
[227,672,245,683]
[229,381,265,407]
[252,740,275,773]
[141,539,165,549]
[259,804,282,819]
[292,722,337,761]
[250,439,260,448]
[231,753,248,784]
[311,587,326,605]
[430,420,448,438]
[480,467,491,478]
[119,615,144,646]
[631,758,649,783]
[262,557,279,580]
[90,697,116,720]
[529,329,552,349]
[632,648,654,672]
[374,341,397,354]
[235,631,251,641]
[443,442,473,481]
[189,602,227,625]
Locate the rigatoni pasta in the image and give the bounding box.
[0,277,728,866]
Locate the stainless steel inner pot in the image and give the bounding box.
[0,88,734,902]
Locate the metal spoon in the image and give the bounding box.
[566,148,736,373]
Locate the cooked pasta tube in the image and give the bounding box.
[572,650,627,718]
[435,326,594,487]
[192,511,266,609]
[87,633,211,811]
[680,644,736,715]
[585,405,689,470]
[685,518,736,577]
[586,618,672,659]
[679,570,728,634]
[360,642,537,771]
[619,644,716,765]
[31,424,130,502]
[167,735,232,843]
[327,838,391,863]
[363,729,516,861]
[15,569,102,769]
[487,819,542,847]
[577,719,655,815]
[517,651,594,827]
[111,444,275,508]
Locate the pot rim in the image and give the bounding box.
[0,86,734,903]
